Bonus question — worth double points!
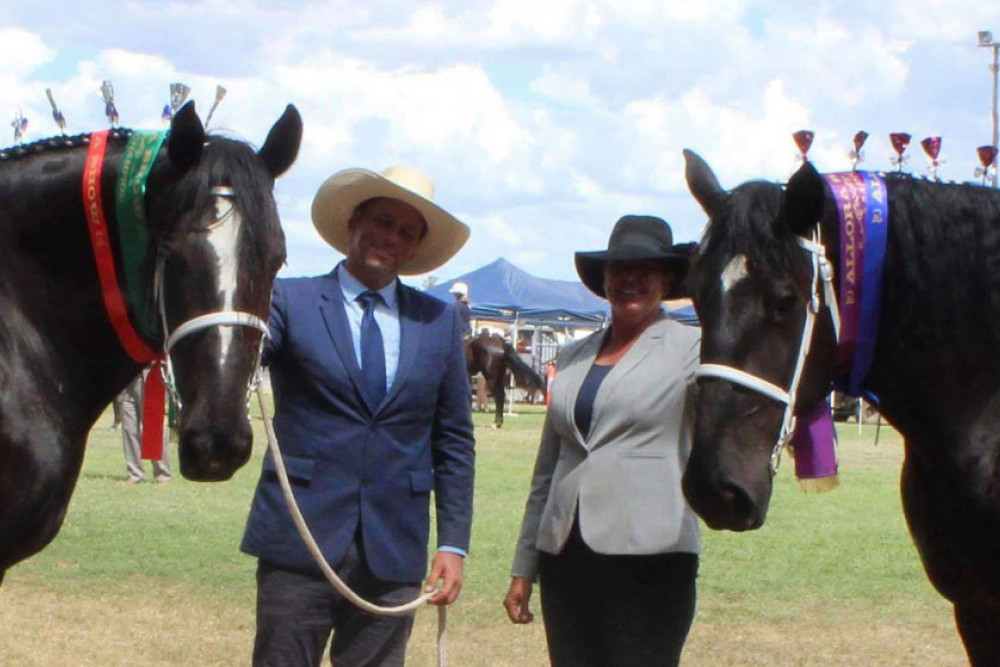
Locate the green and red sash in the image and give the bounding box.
[83,129,169,460]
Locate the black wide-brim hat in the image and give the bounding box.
[575,215,692,299]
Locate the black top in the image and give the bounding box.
[456,300,473,335]
[574,363,614,439]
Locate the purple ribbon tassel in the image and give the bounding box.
[789,401,839,491]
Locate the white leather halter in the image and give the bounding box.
[156,186,271,412]
[695,228,840,474]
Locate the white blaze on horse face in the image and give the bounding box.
[720,254,750,294]
[206,196,242,366]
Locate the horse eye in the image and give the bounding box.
[775,294,798,316]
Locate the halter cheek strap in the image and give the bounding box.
[695,229,840,474]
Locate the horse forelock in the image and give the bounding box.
[202,137,284,269]
[695,180,798,296]
[149,135,285,287]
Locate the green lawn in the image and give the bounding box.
[0,404,967,665]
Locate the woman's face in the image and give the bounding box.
[603,259,673,325]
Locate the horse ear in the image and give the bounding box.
[781,160,826,236]
[684,149,725,219]
[167,101,205,171]
[259,105,303,178]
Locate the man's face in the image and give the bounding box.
[344,197,426,289]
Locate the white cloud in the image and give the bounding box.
[480,213,522,244]
[4,0,1000,284]
[0,28,55,76]
[529,67,600,107]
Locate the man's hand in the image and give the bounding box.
[502,576,535,624]
[424,551,465,606]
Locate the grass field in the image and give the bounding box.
[0,403,967,665]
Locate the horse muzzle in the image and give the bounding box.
[682,436,772,532]
[683,470,767,532]
[176,417,253,481]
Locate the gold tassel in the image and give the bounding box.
[797,475,839,494]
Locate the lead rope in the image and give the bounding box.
[254,386,448,666]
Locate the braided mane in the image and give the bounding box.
[0,130,136,163]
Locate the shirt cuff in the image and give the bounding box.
[437,545,467,557]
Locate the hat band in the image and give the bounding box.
[612,230,670,251]
[603,244,681,261]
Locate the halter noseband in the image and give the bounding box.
[156,185,270,412]
[695,228,840,474]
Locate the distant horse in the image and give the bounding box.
[0,102,302,584]
[680,149,1000,664]
[465,333,544,428]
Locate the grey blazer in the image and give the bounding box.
[510,314,701,580]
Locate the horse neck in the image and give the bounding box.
[840,178,1000,435]
[0,141,143,427]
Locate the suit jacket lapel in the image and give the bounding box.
[318,271,368,406]
[588,315,666,448]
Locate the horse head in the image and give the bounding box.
[146,102,302,481]
[680,150,837,530]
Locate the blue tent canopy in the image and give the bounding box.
[426,258,609,326]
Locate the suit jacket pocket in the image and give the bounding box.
[263,453,315,486]
[410,470,434,493]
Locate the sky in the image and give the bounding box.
[3,0,1000,288]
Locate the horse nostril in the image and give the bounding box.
[720,480,759,529]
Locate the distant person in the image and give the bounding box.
[110,397,122,430]
[503,215,701,666]
[450,281,473,336]
[116,370,171,485]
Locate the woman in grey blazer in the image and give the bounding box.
[503,215,701,667]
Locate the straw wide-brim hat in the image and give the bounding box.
[311,166,470,275]
[575,215,692,299]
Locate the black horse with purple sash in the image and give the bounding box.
[682,149,1000,664]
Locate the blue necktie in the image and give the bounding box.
[357,291,387,408]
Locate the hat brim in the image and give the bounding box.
[575,248,690,299]
[311,168,470,275]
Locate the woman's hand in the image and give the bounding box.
[503,576,535,624]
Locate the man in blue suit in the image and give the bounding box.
[241,166,475,666]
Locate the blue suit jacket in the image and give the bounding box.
[240,271,475,583]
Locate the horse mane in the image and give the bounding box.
[878,174,1000,353]
[0,130,133,163]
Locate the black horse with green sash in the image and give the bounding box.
[0,102,302,584]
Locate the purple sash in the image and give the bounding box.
[822,172,888,396]
[787,173,887,491]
